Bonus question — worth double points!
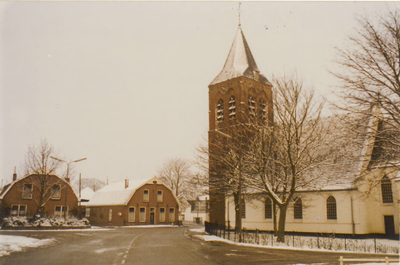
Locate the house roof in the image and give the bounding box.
[86,176,176,207]
[210,26,271,86]
[0,173,77,200]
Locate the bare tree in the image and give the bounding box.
[22,139,67,214]
[332,8,400,153]
[157,158,199,208]
[249,74,330,242]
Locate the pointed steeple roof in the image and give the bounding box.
[210,27,270,86]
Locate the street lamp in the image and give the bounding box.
[50,156,87,220]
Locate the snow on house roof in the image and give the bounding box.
[80,187,95,200]
[86,176,165,206]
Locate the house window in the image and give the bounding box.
[241,198,246,219]
[294,198,303,219]
[248,95,256,118]
[217,99,224,122]
[143,190,149,202]
[85,208,90,218]
[265,197,272,219]
[157,190,163,203]
[326,196,337,220]
[108,209,112,222]
[139,207,146,222]
[259,99,267,120]
[169,208,175,222]
[229,96,236,119]
[128,207,135,222]
[55,206,68,218]
[51,184,61,199]
[22,183,33,199]
[11,205,26,216]
[381,176,393,203]
[160,208,166,222]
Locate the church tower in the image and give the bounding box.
[208,26,273,225]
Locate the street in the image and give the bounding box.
[0,226,397,265]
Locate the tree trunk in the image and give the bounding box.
[277,204,288,242]
[273,201,277,236]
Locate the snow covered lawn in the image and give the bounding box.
[0,235,55,257]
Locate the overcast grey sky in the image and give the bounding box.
[1,1,398,185]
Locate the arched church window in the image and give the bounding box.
[265,197,272,219]
[240,197,246,219]
[229,96,236,119]
[381,176,393,203]
[294,198,303,219]
[248,95,256,118]
[326,196,337,220]
[259,99,267,121]
[216,99,224,122]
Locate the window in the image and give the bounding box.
[143,190,149,202]
[11,205,26,216]
[259,99,267,120]
[248,95,256,117]
[265,197,272,219]
[22,183,33,199]
[169,208,175,222]
[108,209,112,222]
[326,196,337,220]
[55,206,68,218]
[190,201,207,212]
[229,96,236,119]
[159,208,166,222]
[241,198,246,219]
[381,176,393,203]
[157,190,163,203]
[51,184,61,199]
[129,207,135,222]
[85,208,90,218]
[217,99,224,122]
[294,198,303,219]
[139,207,146,222]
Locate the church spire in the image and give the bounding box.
[210,26,270,86]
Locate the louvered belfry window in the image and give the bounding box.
[248,95,256,117]
[217,99,224,122]
[229,96,236,119]
[381,176,394,203]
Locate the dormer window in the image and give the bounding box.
[229,96,236,119]
[248,95,256,118]
[217,99,224,122]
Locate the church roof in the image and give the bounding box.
[210,26,271,86]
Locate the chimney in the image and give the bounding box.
[12,167,17,181]
[125,179,129,189]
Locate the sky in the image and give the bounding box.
[1,1,398,185]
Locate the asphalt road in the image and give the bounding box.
[0,226,397,265]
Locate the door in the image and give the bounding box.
[384,215,395,238]
[150,208,155,225]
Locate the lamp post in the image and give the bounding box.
[50,156,86,220]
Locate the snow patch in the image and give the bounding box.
[0,235,55,257]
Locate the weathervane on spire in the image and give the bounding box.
[238,2,241,27]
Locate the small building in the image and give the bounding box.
[86,177,180,226]
[183,195,209,224]
[0,173,78,219]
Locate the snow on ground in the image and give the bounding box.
[0,235,55,257]
[188,228,205,233]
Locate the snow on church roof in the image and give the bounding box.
[210,26,271,86]
[86,176,163,206]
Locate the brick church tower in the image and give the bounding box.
[208,26,273,226]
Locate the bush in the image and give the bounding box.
[2,216,91,229]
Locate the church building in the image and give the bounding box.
[208,25,399,238]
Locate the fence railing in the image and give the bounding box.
[205,222,399,255]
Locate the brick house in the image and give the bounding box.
[86,177,180,226]
[0,173,78,219]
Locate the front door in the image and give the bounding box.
[384,215,395,238]
[150,208,155,225]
